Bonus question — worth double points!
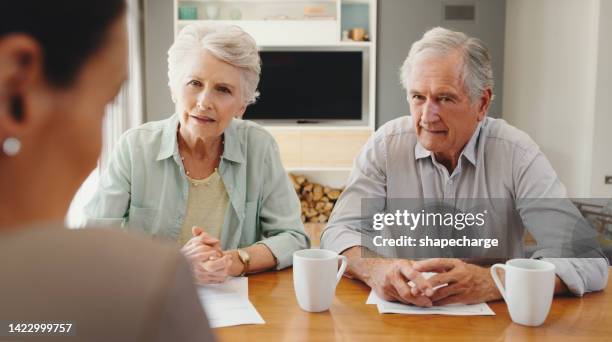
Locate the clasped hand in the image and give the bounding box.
[370,258,502,307]
[181,226,233,284]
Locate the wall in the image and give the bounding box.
[502,0,607,197]
[143,0,175,122]
[376,0,506,127]
[590,0,612,197]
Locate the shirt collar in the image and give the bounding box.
[220,119,244,164]
[156,114,245,164]
[156,114,179,161]
[461,121,482,166]
[414,139,431,160]
[414,121,483,166]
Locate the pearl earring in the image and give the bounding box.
[2,137,21,156]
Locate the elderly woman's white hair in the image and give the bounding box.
[400,27,494,104]
[168,23,261,105]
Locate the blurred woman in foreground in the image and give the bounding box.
[0,1,213,340]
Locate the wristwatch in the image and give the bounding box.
[237,249,251,276]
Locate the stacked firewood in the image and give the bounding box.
[289,173,343,223]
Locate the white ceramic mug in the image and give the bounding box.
[490,258,556,326]
[293,249,348,312]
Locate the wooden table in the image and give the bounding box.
[216,267,612,341]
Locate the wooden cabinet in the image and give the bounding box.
[268,128,372,169]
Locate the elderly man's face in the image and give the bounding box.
[176,49,246,141]
[408,50,488,164]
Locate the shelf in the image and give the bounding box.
[181,0,336,3]
[177,19,336,23]
[264,125,373,131]
[177,20,339,45]
[336,41,373,47]
[177,19,337,25]
[259,42,372,48]
[286,167,353,172]
[177,0,338,21]
[176,0,375,47]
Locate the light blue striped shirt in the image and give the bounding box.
[321,116,608,295]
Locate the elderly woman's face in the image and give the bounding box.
[176,50,246,140]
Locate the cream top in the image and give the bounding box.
[179,170,229,246]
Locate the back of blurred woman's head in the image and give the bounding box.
[0,0,127,227]
[0,0,126,87]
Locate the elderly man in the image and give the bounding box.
[320,27,608,307]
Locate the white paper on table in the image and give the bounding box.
[367,290,495,315]
[197,277,265,328]
[365,272,495,316]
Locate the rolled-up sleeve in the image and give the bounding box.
[539,258,608,296]
[321,131,387,254]
[515,144,609,295]
[83,134,132,227]
[257,139,310,269]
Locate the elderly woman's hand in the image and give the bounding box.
[181,226,221,254]
[181,226,233,284]
[194,254,233,284]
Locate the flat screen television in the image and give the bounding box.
[243,49,368,123]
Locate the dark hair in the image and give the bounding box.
[0,0,126,87]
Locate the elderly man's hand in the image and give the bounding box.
[412,258,502,305]
[367,259,435,307]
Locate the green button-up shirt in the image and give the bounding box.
[84,114,310,269]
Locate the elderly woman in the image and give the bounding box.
[84,23,309,284]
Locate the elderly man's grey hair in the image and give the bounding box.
[400,27,494,103]
[167,23,261,105]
